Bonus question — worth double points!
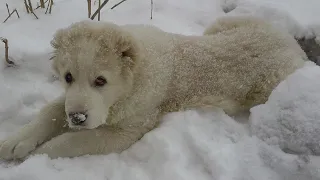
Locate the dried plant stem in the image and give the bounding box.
[91,0,109,20]
[35,0,49,10]
[98,0,101,21]
[45,0,53,14]
[110,0,127,9]
[27,5,39,19]
[3,9,20,23]
[24,0,30,13]
[87,0,92,18]
[28,0,34,13]
[49,0,53,13]
[0,38,14,65]
[150,0,153,19]
[6,3,10,15]
[40,0,45,8]
[45,0,50,13]
[14,9,20,18]
[3,11,14,23]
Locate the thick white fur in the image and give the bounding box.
[0,15,307,160]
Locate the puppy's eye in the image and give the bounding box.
[121,50,131,58]
[65,72,73,84]
[94,76,107,87]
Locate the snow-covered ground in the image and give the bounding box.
[0,0,320,179]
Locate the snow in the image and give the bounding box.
[221,0,320,39]
[250,62,320,156]
[71,113,87,123]
[0,0,320,179]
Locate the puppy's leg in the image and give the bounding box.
[0,95,67,160]
[31,112,159,159]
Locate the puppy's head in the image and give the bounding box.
[50,20,140,129]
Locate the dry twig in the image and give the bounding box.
[0,38,14,65]
[150,0,153,19]
[3,5,20,23]
[27,5,39,19]
[45,0,50,14]
[24,0,30,13]
[45,0,53,14]
[2,11,14,23]
[98,0,101,21]
[35,0,49,10]
[6,3,10,15]
[28,0,34,13]
[49,0,53,14]
[110,0,127,9]
[14,9,20,18]
[49,0,53,13]
[40,0,45,8]
[87,0,92,18]
[90,0,109,20]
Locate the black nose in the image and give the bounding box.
[68,112,88,125]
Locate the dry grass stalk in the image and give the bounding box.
[90,0,109,20]
[150,0,153,19]
[45,0,50,14]
[87,0,92,18]
[45,3,49,13]
[98,0,101,21]
[49,0,53,13]
[14,9,20,18]
[27,5,39,19]
[3,5,20,23]
[3,11,15,23]
[45,0,53,14]
[35,0,49,10]
[110,0,127,9]
[0,38,14,65]
[24,0,30,13]
[27,0,34,13]
[40,0,45,8]
[6,3,10,15]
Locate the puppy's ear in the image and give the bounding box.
[49,30,65,76]
[115,32,141,72]
[50,28,64,50]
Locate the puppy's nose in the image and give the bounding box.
[68,112,88,125]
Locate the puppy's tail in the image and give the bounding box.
[203,16,320,65]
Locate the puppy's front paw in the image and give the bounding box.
[0,137,38,160]
[31,133,74,159]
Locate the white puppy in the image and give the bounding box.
[0,15,306,160]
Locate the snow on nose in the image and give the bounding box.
[69,112,88,125]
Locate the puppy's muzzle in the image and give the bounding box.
[68,112,88,125]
